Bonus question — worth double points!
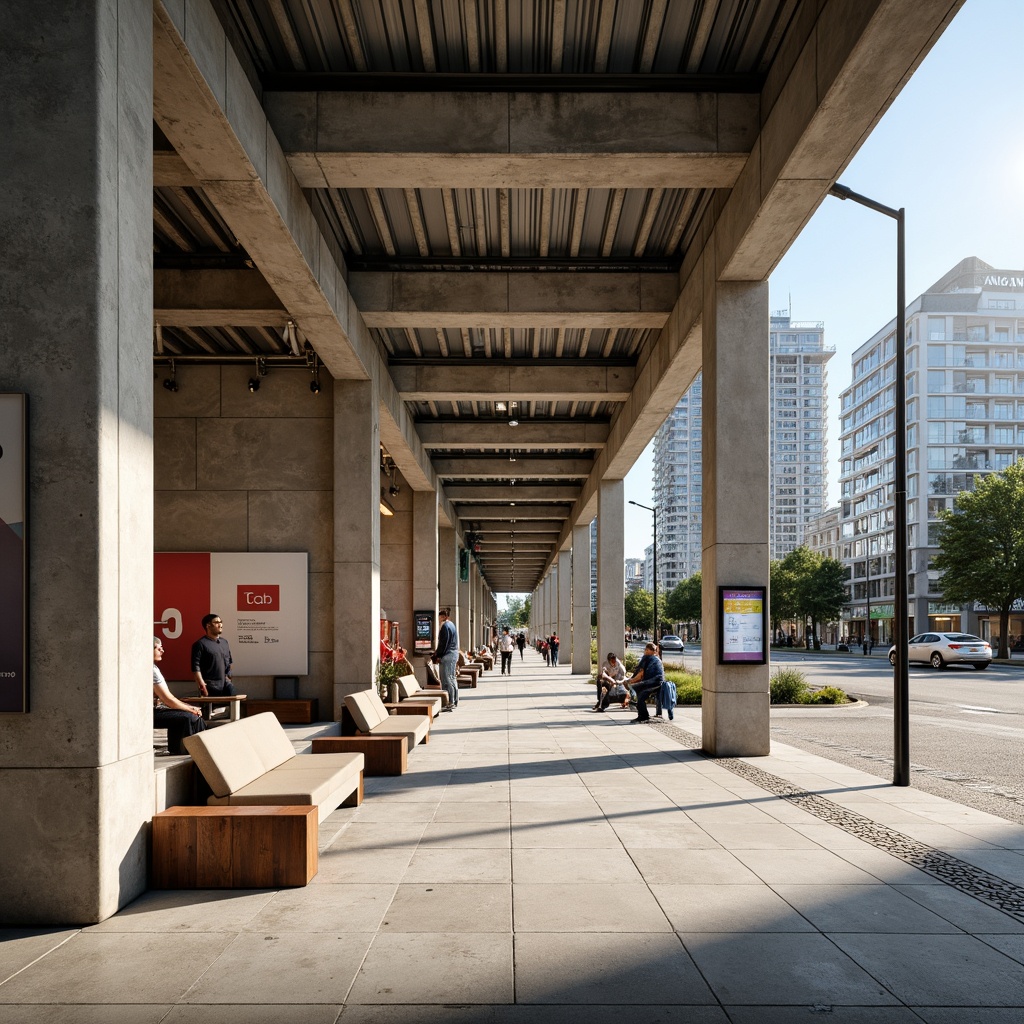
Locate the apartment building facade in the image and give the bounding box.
[839,257,1024,646]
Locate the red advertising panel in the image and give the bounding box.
[154,552,211,681]
[0,394,27,713]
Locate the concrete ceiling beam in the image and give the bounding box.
[265,90,758,189]
[152,0,451,512]
[351,272,677,330]
[455,505,570,520]
[446,485,580,502]
[154,268,286,326]
[432,457,593,479]
[417,421,609,449]
[392,365,633,403]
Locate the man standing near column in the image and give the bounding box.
[499,627,514,675]
[432,608,459,711]
[191,613,235,697]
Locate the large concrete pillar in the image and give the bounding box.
[334,378,381,716]
[597,480,625,671]
[438,525,457,662]
[0,0,154,924]
[558,551,572,667]
[572,523,592,673]
[412,491,439,646]
[457,544,471,651]
[380,471,412,657]
[701,279,771,756]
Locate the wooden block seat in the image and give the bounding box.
[189,694,247,722]
[183,712,364,825]
[344,690,430,750]
[152,805,318,888]
[243,698,319,724]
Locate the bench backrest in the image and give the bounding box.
[397,674,422,699]
[345,688,389,732]
[183,712,295,798]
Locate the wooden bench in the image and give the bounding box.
[243,698,319,724]
[151,804,317,888]
[189,694,247,722]
[183,712,364,825]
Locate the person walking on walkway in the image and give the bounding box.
[549,633,560,666]
[517,632,526,660]
[432,608,459,710]
[499,627,515,675]
[627,642,664,724]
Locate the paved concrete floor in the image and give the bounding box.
[4,649,1024,1022]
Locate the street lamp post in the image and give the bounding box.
[629,500,658,645]
[829,182,910,787]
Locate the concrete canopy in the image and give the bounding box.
[151,0,964,591]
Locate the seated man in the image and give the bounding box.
[626,643,665,724]
[593,652,628,711]
[153,637,206,754]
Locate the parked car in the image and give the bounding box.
[659,635,685,653]
[888,632,992,670]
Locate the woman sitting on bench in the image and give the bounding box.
[153,637,206,754]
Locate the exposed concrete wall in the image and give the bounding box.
[572,523,593,673]
[596,482,625,670]
[381,469,415,660]
[0,0,153,925]
[154,364,335,713]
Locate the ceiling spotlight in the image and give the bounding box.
[162,359,178,393]
[248,357,267,393]
[389,482,400,497]
[284,319,302,357]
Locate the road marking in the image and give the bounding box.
[959,705,1001,714]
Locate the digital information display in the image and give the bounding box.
[718,586,767,665]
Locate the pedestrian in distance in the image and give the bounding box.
[499,626,514,675]
[517,632,526,660]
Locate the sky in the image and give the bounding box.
[500,0,1024,606]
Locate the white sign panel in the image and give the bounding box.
[210,552,309,676]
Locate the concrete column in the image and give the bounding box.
[380,471,412,660]
[439,526,457,620]
[0,0,154,924]
[701,279,771,757]
[412,492,439,646]
[597,480,625,670]
[334,378,381,717]
[457,544,471,651]
[558,553,572,667]
[572,523,592,673]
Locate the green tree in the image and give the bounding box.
[801,558,847,650]
[933,459,1024,659]
[665,572,702,636]
[502,595,530,628]
[770,558,797,638]
[624,587,654,633]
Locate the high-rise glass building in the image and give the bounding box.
[649,315,833,593]
[838,257,1024,645]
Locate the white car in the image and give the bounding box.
[658,635,685,653]
[888,632,992,670]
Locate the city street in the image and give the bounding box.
[758,649,1024,823]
